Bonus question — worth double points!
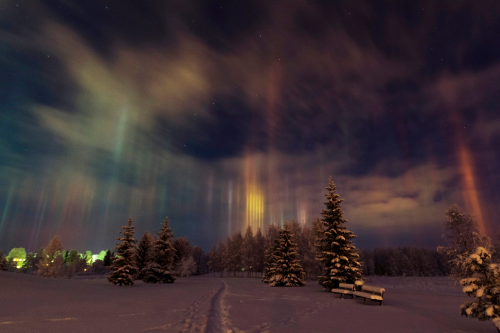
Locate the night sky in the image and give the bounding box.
[1,0,500,253]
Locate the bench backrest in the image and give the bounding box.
[362,285,385,295]
[339,283,355,290]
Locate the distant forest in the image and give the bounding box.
[0,217,452,278]
[205,218,451,279]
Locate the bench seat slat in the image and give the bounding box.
[353,291,383,301]
[362,285,385,294]
[332,289,353,294]
[338,283,355,290]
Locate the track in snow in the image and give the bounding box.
[205,280,228,333]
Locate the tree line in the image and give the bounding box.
[0,221,209,279]
[202,226,454,280]
[205,219,323,280]
[358,247,450,277]
[0,225,457,280]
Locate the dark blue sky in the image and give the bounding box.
[1,0,500,253]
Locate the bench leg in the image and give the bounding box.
[364,298,366,303]
[380,300,383,306]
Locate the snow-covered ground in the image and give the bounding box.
[0,271,494,333]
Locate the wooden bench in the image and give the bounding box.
[331,283,355,298]
[353,285,385,305]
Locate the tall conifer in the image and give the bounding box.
[262,225,280,283]
[142,217,176,283]
[316,178,362,290]
[135,232,155,279]
[268,222,305,287]
[108,218,138,286]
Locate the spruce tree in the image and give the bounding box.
[262,225,280,283]
[135,232,154,279]
[316,178,362,290]
[460,247,500,332]
[268,222,305,287]
[108,218,138,286]
[142,217,176,283]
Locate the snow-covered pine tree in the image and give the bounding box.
[262,224,280,283]
[268,222,305,287]
[135,232,155,279]
[460,247,500,332]
[107,218,138,286]
[142,217,176,283]
[316,178,362,290]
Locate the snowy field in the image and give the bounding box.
[0,271,494,333]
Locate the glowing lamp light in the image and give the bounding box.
[13,258,25,269]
